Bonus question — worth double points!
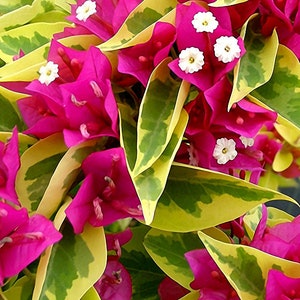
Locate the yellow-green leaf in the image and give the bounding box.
[81,287,101,300]
[229,17,278,108]
[33,201,107,300]
[150,163,297,232]
[134,109,188,224]
[99,0,176,51]
[144,228,201,290]
[251,44,300,129]
[133,58,188,176]
[36,138,106,218]
[0,22,68,63]
[16,133,67,212]
[198,230,300,300]
[209,0,247,7]
[272,147,294,172]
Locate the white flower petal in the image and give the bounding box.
[213,138,237,164]
[38,61,59,85]
[240,136,254,148]
[76,0,97,22]
[192,11,219,33]
[178,47,205,74]
[214,36,241,63]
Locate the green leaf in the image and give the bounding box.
[133,59,188,176]
[118,102,137,171]
[198,230,300,300]
[144,228,202,290]
[229,17,278,108]
[0,0,56,31]
[36,138,106,218]
[209,0,247,7]
[3,276,35,300]
[0,22,68,63]
[81,287,101,300]
[134,109,188,224]
[99,0,176,50]
[120,225,165,300]
[150,163,297,232]
[0,33,100,83]
[16,133,68,212]
[33,204,106,300]
[251,44,300,129]
[0,94,24,131]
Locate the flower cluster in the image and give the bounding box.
[1,0,300,299]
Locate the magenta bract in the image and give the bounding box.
[65,147,143,234]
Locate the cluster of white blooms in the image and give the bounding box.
[178,11,242,74]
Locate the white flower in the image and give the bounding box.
[240,136,254,148]
[76,0,97,22]
[213,138,237,164]
[178,47,205,74]
[192,11,219,33]
[38,61,59,85]
[213,36,241,63]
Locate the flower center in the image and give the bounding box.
[189,57,195,64]
[222,147,228,154]
[225,45,231,52]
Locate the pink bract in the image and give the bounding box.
[251,205,300,262]
[0,128,20,205]
[65,147,143,234]
[0,202,62,285]
[185,248,240,299]
[265,269,300,300]
[118,22,176,87]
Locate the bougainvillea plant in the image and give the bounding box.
[1,0,300,299]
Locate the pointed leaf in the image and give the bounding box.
[33,201,106,300]
[36,138,106,218]
[150,163,297,232]
[198,230,300,300]
[134,109,188,224]
[0,93,24,131]
[229,18,278,108]
[16,133,67,212]
[144,228,202,290]
[0,34,100,82]
[99,0,176,51]
[251,44,300,128]
[0,22,68,63]
[133,59,188,176]
[0,0,55,32]
[209,0,247,6]
[81,287,101,300]
[118,102,137,171]
[2,276,35,300]
[120,225,165,300]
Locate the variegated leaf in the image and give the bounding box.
[36,138,106,218]
[0,22,68,63]
[251,44,300,128]
[150,163,297,232]
[198,230,300,300]
[209,0,247,7]
[120,225,165,300]
[229,17,278,108]
[133,59,189,176]
[134,109,188,224]
[33,201,106,300]
[99,0,176,51]
[16,133,68,212]
[144,228,203,290]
